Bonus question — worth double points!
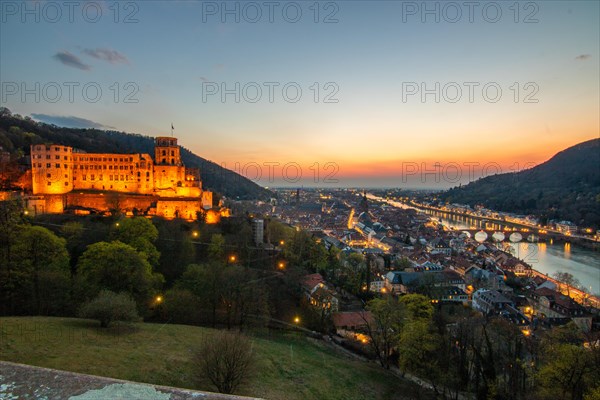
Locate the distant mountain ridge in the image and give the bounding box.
[440,138,600,228]
[0,109,272,200]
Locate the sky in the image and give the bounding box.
[1,0,599,189]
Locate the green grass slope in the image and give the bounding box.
[0,317,430,400]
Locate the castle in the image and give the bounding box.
[27,137,213,220]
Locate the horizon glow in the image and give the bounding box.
[1,1,598,188]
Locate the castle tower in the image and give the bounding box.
[155,137,182,166]
[30,144,74,195]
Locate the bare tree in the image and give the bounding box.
[195,331,255,394]
[553,271,580,297]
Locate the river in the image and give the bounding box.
[370,195,600,296]
[437,215,600,296]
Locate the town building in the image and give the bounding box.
[472,289,513,315]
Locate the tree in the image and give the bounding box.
[161,288,202,325]
[553,271,580,297]
[364,296,404,368]
[537,343,595,400]
[0,200,26,314]
[394,256,413,270]
[112,217,160,267]
[79,290,140,328]
[61,221,84,275]
[208,233,225,261]
[76,241,163,308]
[195,331,255,394]
[178,262,224,326]
[11,225,70,314]
[396,295,437,377]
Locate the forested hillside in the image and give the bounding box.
[0,108,272,200]
[441,138,600,228]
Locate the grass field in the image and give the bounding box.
[0,317,432,400]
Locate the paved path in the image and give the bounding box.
[0,361,260,400]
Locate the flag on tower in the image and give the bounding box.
[171,123,174,137]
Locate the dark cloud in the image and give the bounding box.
[575,54,591,61]
[31,114,114,129]
[82,48,129,65]
[53,51,92,71]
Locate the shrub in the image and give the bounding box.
[162,288,202,325]
[79,290,140,328]
[194,332,255,394]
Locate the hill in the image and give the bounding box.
[0,316,431,400]
[0,108,272,200]
[440,138,600,228]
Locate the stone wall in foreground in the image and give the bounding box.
[0,361,260,400]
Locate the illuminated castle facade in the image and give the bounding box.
[28,137,212,219]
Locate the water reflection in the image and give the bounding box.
[438,214,600,295]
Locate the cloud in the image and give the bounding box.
[31,114,114,130]
[53,51,92,71]
[82,48,129,65]
[575,54,591,61]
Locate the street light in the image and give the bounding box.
[229,255,237,263]
[154,295,163,304]
[278,262,286,270]
[192,231,199,238]
[279,240,285,246]
[293,316,300,324]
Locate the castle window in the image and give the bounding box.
[109,175,113,181]
[162,150,166,156]
[47,182,51,186]
[91,175,95,180]
[46,173,51,178]
[46,155,50,159]
[99,175,103,181]
[55,163,60,168]
[171,150,174,156]
[64,156,67,160]
[38,163,41,167]
[36,146,41,151]
[64,175,68,179]
[83,175,86,180]
[162,159,166,164]
[54,147,60,151]
[65,182,69,186]
[146,172,149,177]
[64,164,67,169]
[56,155,60,160]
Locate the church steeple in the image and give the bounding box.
[358,190,369,213]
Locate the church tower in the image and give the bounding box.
[155,137,182,166]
